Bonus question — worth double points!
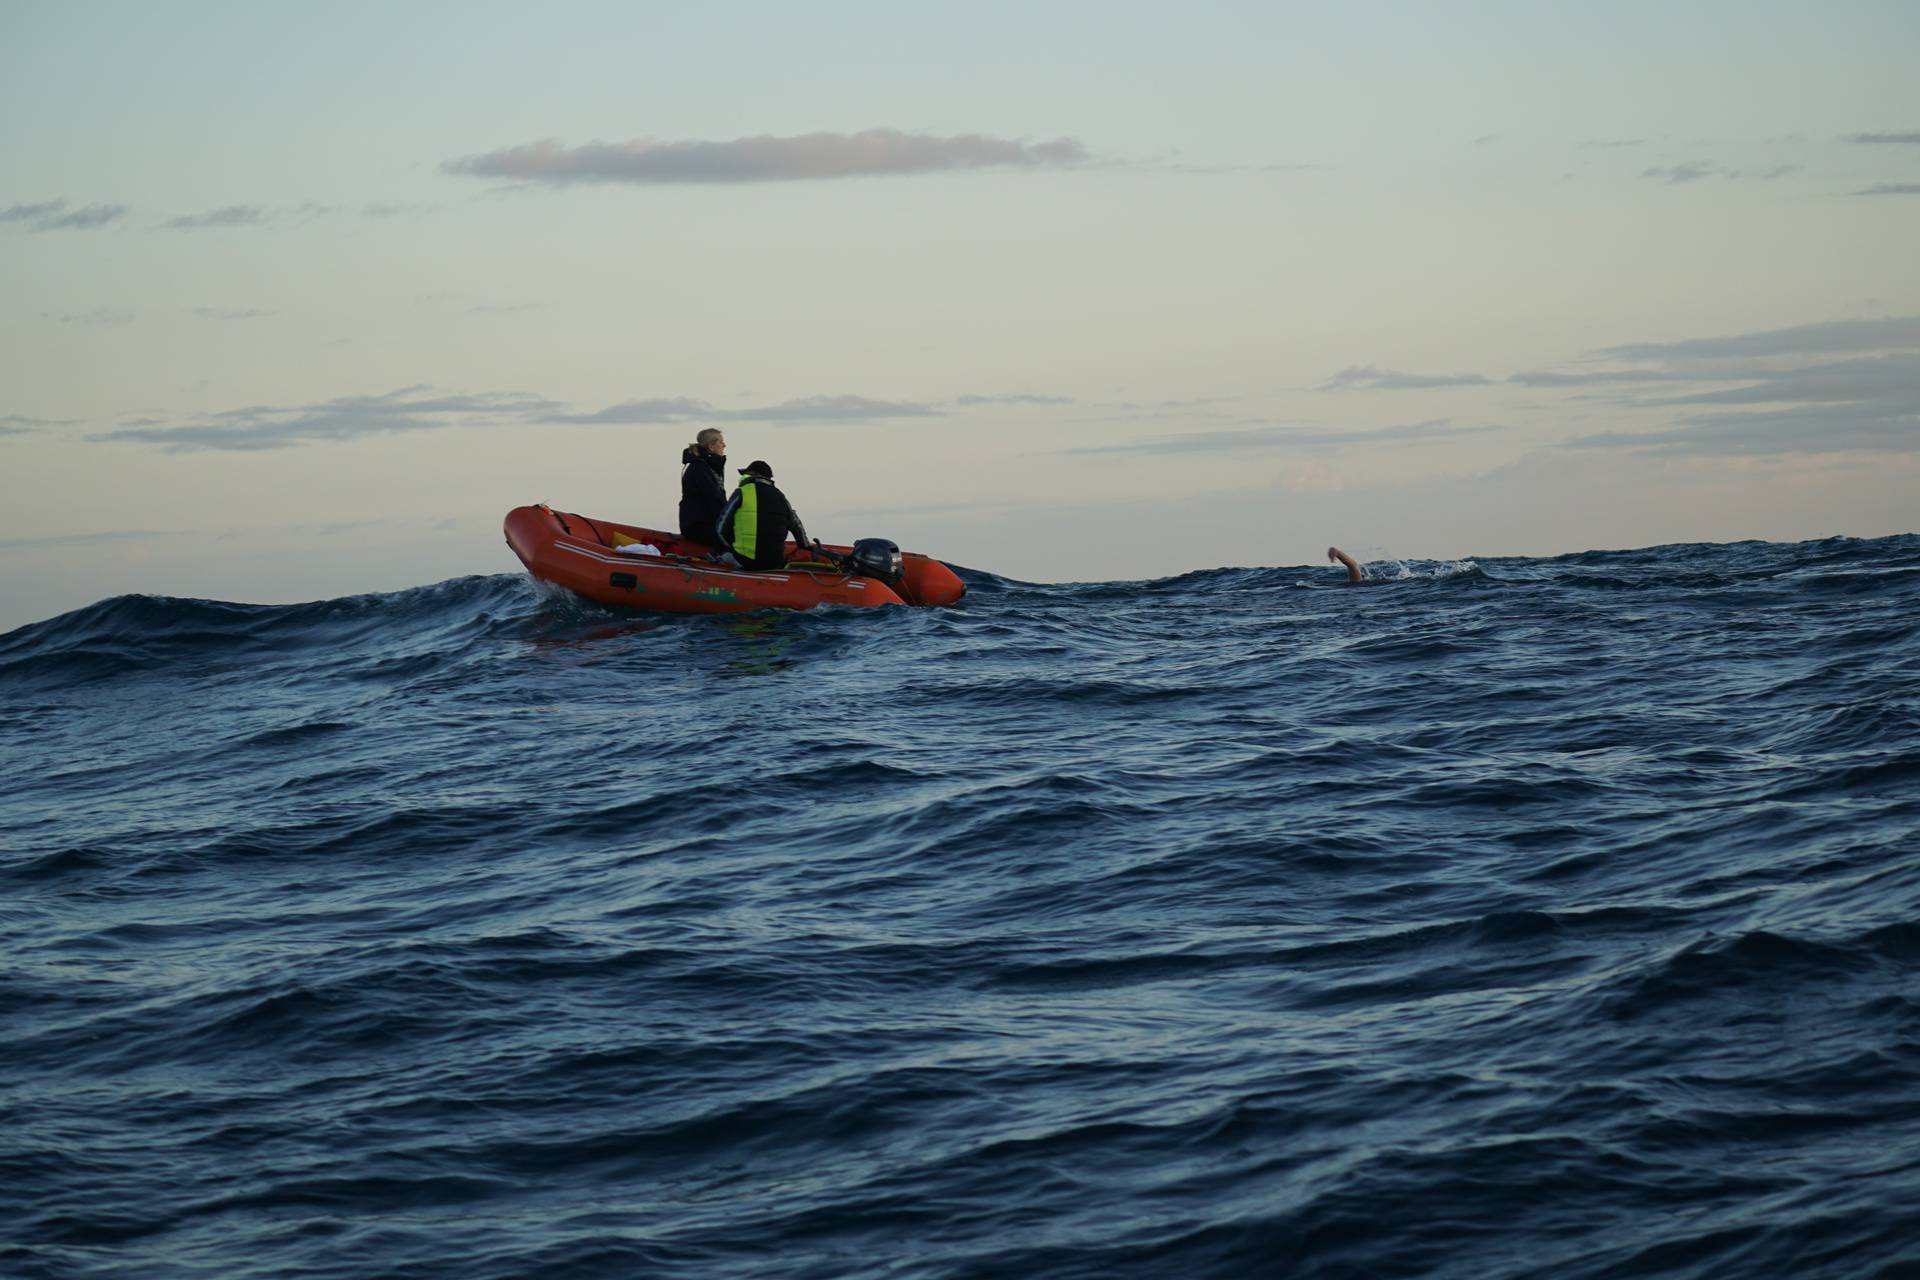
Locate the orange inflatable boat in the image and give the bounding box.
[503,505,966,614]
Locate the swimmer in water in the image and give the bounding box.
[1327,546,1382,584]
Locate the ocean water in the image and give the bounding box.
[4,534,1919,1280]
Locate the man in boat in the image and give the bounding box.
[1328,546,1385,584]
[718,460,818,571]
[679,427,729,546]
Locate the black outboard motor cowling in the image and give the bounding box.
[847,538,904,586]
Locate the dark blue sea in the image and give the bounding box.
[5,534,1919,1280]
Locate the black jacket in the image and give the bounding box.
[718,474,809,571]
[678,446,728,544]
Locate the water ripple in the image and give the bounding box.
[2,534,1918,1279]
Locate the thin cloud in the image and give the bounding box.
[1,199,128,232]
[40,203,128,230]
[1641,161,1797,184]
[38,203,128,231]
[951,393,1075,407]
[91,386,563,452]
[548,397,707,423]
[212,518,381,541]
[1508,368,1702,388]
[164,204,270,229]
[1643,161,1722,184]
[1067,418,1500,455]
[1578,138,1646,149]
[43,308,135,326]
[445,128,1091,185]
[1562,327,1920,456]
[0,528,189,549]
[1,200,63,224]
[361,202,433,218]
[1154,160,1326,175]
[1854,183,1920,196]
[1633,353,1920,408]
[1844,131,1920,145]
[1320,365,1494,391]
[1,414,78,435]
[1570,400,1918,456]
[162,202,335,230]
[90,382,1078,451]
[1599,315,1920,362]
[550,394,940,425]
[1095,396,1240,412]
[190,307,277,320]
[741,395,939,422]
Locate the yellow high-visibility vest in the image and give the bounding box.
[730,477,762,560]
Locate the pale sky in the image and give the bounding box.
[3,0,1918,630]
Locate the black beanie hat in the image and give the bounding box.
[740,460,773,479]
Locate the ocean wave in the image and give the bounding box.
[3,532,1918,1279]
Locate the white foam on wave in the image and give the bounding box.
[1369,557,1480,580]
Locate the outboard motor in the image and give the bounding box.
[847,537,904,586]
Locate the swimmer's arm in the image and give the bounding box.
[1327,546,1366,584]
